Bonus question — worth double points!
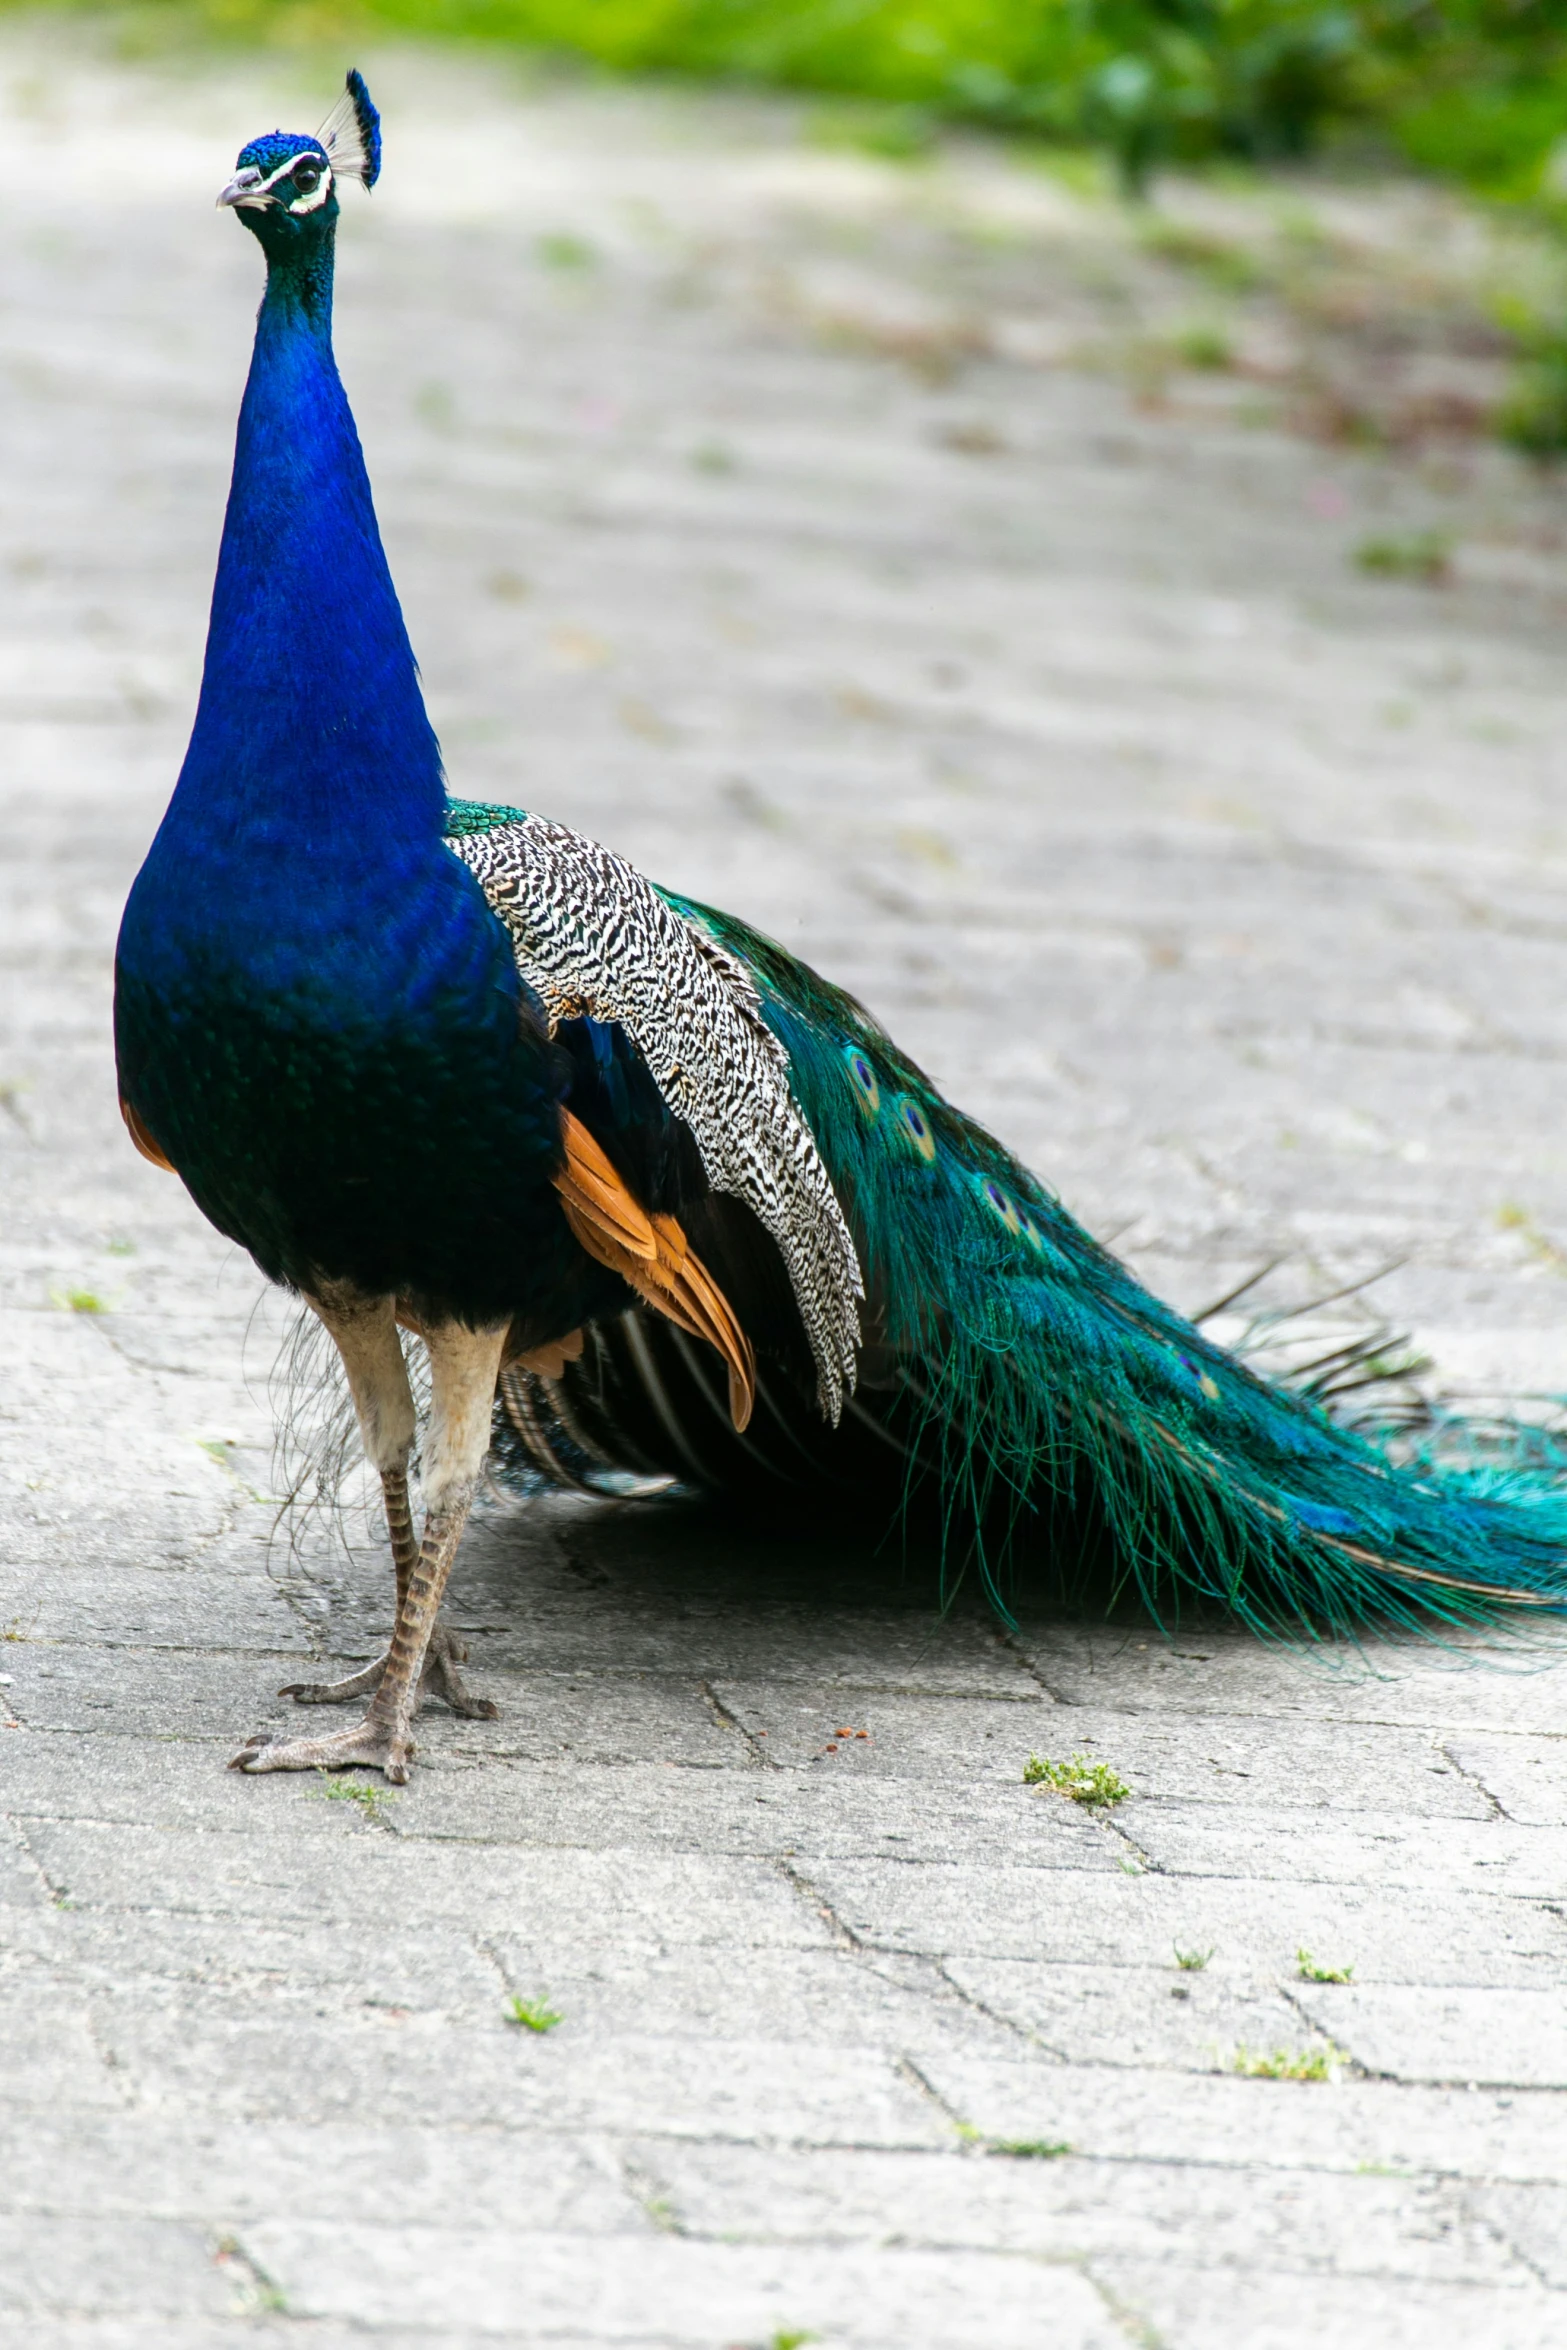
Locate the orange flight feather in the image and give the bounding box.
[121,1098,174,1172]
[553,1111,755,1430]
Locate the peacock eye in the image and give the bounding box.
[842,1042,880,1118]
[292,159,322,192]
[977,1174,1023,1234]
[892,1094,938,1164]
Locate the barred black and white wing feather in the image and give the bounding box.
[451,811,863,1419]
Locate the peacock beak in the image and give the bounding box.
[217,166,271,211]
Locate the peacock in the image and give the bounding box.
[113,75,1567,1785]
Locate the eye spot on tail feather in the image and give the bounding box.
[977,1173,1023,1234]
[843,1044,881,1118]
[894,1096,937,1163]
[1177,1351,1222,1402]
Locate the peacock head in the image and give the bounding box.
[217,69,380,253]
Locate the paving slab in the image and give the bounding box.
[239,2225,1123,2349]
[3,24,1567,2349]
[1095,2266,1564,2350]
[917,2051,1567,2181]
[644,2139,1530,2282]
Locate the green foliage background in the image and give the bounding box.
[13,0,1563,201]
[163,0,1567,197]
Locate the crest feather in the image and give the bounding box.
[317,68,381,190]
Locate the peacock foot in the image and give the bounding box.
[229,1715,415,1783]
[417,1624,500,1721]
[279,1620,499,1721]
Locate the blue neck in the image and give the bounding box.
[171,224,443,853]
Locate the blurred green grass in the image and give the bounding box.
[57,0,1567,203]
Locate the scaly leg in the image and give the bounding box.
[275,1286,497,1720]
[280,1460,496,1719]
[233,1313,508,1781]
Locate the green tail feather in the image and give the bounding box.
[670,889,1567,1635]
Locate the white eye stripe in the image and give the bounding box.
[251,149,329,198]
[288,168,333,214]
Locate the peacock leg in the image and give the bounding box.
[396,1448,499,1718]
[233,1316,507,1780]
[280,1460,497,1718]
[274,1289,499,1721]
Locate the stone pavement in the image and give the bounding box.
[3,29,1567,2348]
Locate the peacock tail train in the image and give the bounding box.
[443,798,1567,1641]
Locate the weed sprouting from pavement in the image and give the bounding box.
[1175,1945,1215,1971]
[310,1773,397,1827]
[1173,322,1233,370]
[956,2121,1072,2158]
[1298,1948,1354,1984]
[1230,2042,1344,2080]
[213,2235,288,2314]
[1354,529,1452,583]
[1494,1201,1567,1273]
[537,231,596,270]
[507,1997,563,2033]
[1024,1752,1130,1807]
[1139,219,1264,293]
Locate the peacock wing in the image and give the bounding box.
[446,805,862,1421]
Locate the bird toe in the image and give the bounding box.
[278,1657,386,1706]
[419,1624,498,1721]
[228,1719,415,1779]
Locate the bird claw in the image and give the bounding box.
[279,1620,498,1720]
[420,1627,499,1721]
[229,1717,415,1782]
[279,1658,383,1706]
